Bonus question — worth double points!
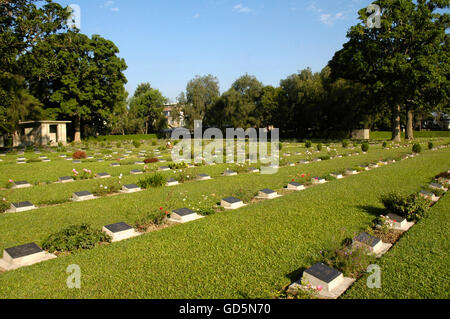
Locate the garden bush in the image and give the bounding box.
[319,155,331,161]
[342,140,349,148]
[428,141,434,150]
[0,198,10,214]
[380,192,431,222]
[72,150,87,159]
[92,180,122,196]
[42,224,111,253]
[135,210,167,232]
[137,174,166,189]
[412,143,422,153]
[169,162,188,170]
[361,143,369,152]
[305,140,312,148]
[316,143,322,151]
[382,141,387,148]
[144,158,159,164]
[133,140,141,148]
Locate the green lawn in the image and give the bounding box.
[0,146,448,298]
[342,192,450,299]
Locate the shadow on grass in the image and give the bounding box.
[357,205,385,217]
[286,267,307,283]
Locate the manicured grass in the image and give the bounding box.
[342,193,450,299]
[0,145,428,251]
[0,147,448,298]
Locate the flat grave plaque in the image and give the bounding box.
[166,178,179,186]
[353,232,382,252]
[59,176,74,183]
[287,182,305,191]
[122,184,141,193]
[102,222,139,242]
[130,169,143,175]
[197,174,212,181]
[9,201,36,213]
[221,197,246,210]
[12,181,32,189]
[303,262,344,292]
[73,191,95,202]
[169,208,204,223]
[97,172,111,179]
[258,189,280,199]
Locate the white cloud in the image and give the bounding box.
[101,1,119,12]
[319,12,345,25]
[233,3,252,13]
[193,13,200,19]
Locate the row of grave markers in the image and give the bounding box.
[3,147,443,214]
[286,175,449,299]
[1,147,448,276]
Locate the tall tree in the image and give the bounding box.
[23,31,128,141]
[184,74,220,128]
[0,0,69,135]
[329,0,449,141]
[129,85,167,134]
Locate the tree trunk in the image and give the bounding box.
[406,109,414,140]
[74,115,81,143]
[392,105,402,142]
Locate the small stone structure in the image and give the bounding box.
[14,120,71,147]
[351,129,370,140]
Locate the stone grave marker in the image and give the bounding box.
[166,178,179,187]
[221,197,246,210]
[72,191,96,202]
[122,184,141,193]
[159,166,170,171]
[258,189,281,200]
[0,243,56,271]
[12,181,32,189]
[102,222,140,242]
[130,169,143,175]
[197,174,212,181]
[287,182,305,191]
[169,208,204,223]
[96,172,111,179]
[59,176,74,183]
[223,170,237,176]
[9,201,36,213]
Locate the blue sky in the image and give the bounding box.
[57,0,375,101]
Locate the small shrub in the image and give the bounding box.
[42,224,111,253]
[176,170,197,183]
[321,245,377,278]
[135,209,168,232]
[428,141,434,150]
[342,140,349,148]
[92,180,122,196]
[72,168,94,180]
[412,143,422,154]
[0,198,10,214]
[319,155,331,161]
[361,143,369,152]
[316,143,322,151]
[169,162,188,170]
[382,141,387,148]
[380,192,431,222]
[137,173,166,189]
[152,140,157,146]
[133,140,141,148]
[305,140,312,148]
[72,150,87,159]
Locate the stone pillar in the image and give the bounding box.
[0,136,3,148]
[61,124,67,145]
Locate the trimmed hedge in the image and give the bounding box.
[370,131,450,140]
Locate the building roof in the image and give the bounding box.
[19,120,72,125]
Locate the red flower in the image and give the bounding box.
[165,211,169,215]
[292,179,295,182]
[159,207,163,210]
[301,174,305,178]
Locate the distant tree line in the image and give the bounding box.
[1,0,448,143]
